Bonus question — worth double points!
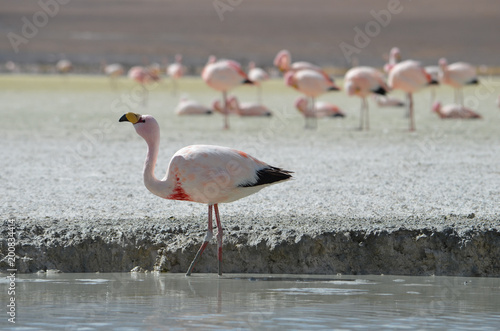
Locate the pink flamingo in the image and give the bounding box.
[227,96,272,116]
[167,54,186,96]
[373,95,405,107]
[383,47,401,74]
[295,97,344,127]
[248,61,269,103]
[202,56,253,129]
[284,69,340,129]
[128,66,160,107]
[102,62,124,88]
[56,59,72,74]
[438,58,478,106]
[119,112,292,276]
[175,97,213,115]
[388,60,435,131]
[344,66,389,130]
[212,98,238,115]
[273,49,322,73]
[432,102,482,119]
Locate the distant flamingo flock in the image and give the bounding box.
[51,46,492,132]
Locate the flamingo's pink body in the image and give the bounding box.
[119,112,292,276]
[285,69,339,98]
[388,60,433,131]
[432,102,482,119]
[248,61,269,84]
[202,56,252,129]
[175,98,212,116]
[128,66,160,84]
[344,66,389,130]
[295,97,344,118]
[167,54,186,79]
[228,96,272,116]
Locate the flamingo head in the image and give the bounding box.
[273,49,291,72]
[438,58,448,68]
[119,113,159,142]
[390,47,401,62]
[212,99,223,113]
[284,71,297,89]
[432,101,441,113]
[175,54,182,63]
[294,97,308,113]
[344,81,359,96]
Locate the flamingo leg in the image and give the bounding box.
[363,97,369,131]
[222,90,229,130]
[186,204,214,276]
[142,84,148,108]
[310,96,317,130]
[408,92,415,131]
[257,84,262,104]
[171,77,178,96]
[214,204,223,276]
[358,98,364,130]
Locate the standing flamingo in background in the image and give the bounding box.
[344,66,389,130]
[227,96,272,116]
[102,62,124,88]
[119,112,292,276]
[432,102,482,119]
[202,56,253,129]
[384,47,401,74]
[128,66,160,107]
[284,69,340,129]
[438,58,478,106]
[167,54,186,96]
[248,61,269,103]
[175,97,213,115]
[388,60,435,131]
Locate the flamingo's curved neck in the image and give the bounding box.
[143,134,172,198]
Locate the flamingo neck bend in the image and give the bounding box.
[136,118,174,199]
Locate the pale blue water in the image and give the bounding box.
[1,273,499,330]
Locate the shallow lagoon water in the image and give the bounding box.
[2,272,500,330]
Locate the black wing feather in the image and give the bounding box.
[239,166,293,188]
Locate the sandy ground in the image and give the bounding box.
[1,0,500,70]
[1,75,500,275]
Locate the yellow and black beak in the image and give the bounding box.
[119,112,142,124]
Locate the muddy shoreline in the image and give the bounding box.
[2,215,499,276]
